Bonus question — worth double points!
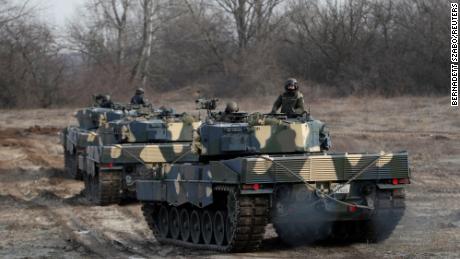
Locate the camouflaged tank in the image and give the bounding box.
[81,108,201,205]
[61,105,133,179]
[136,99,410,252]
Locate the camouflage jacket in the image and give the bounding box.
[131,95,146,105]
[271,91,305,114]
[99,100,114,108]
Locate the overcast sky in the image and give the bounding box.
[26,0,82,28]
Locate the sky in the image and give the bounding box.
[23,0,82,28]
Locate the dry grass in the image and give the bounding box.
[0,96,459,257]
[1,96,457,133]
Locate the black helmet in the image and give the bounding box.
[95,94,103,101]
[136,87,145,95]
[284,78,298,91]
[225,101,239,113]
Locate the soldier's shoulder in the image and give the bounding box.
[280,92,290,97]
[296,92,304,98]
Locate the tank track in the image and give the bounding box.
[64,150,82,180]
[84,169,122,206]
[141,185,269,252]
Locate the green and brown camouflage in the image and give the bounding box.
[135,99,410,252]
[62,106,133,152]
[79,108,202,205]
[194,113,329,156]
[86,143,198,164]
[75,107,129,130]
[62,106,132,179]
[97,116,201,144]
[61,102,202,203]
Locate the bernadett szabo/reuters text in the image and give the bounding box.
[452,3,458,106]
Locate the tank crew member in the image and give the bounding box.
[218,101,239,122]
[130,87,148,105]
[95,94,114,108]
[271,78,305,115]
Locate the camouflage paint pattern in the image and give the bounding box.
[252,120,323,153]
[75,107,127,130]
[240,151,409,183]
[63,126,99,153]
[136,151,409,209]
[196,119,324,156]
[111,120,201,143]
[86,143,198,164]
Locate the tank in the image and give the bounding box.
[81,108,201,205]
[61,105,134,179]
[135,99,410,252]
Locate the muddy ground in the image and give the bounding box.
[0,97,459,258]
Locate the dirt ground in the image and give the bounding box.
[0,96,459,258]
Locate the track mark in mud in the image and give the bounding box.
[0,126,61,138]
[24,189,194,258]
[334,130,460,139]
[0,193,93,258]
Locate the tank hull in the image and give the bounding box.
[136,151,409,251]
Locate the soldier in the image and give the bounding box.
[131,87,147,105]
[271,78,305,115]
[225,101,239,114]
[220,101,239,122]
[100,95,114,108]
[95,94,114,108]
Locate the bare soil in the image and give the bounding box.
[1,97,459,258]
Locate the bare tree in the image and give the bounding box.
[131,0,160,85]
[0,0,33,29]
[215,0,283,50]
[93,0,130,69]
[0,2,65,108]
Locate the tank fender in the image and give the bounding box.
[137,164,214,207]
[209,160,240,183]
[376,184,405,190]
[137,180,166,202]
[241,189,273,195]
[165,165,213,207]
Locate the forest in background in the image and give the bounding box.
[0,0,451,108]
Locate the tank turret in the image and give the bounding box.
[96,109,201,145]
[195,113,330,156]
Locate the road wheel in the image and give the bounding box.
[180,208,191,241]
[201,210,213,245]
[190,210,201,244]
[158,205,169,238]
[213,210,226,246]
[169,207,180,240]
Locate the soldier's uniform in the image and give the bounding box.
[271,78,305,115]
[95,94,114,108]
[131,88,147,105]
